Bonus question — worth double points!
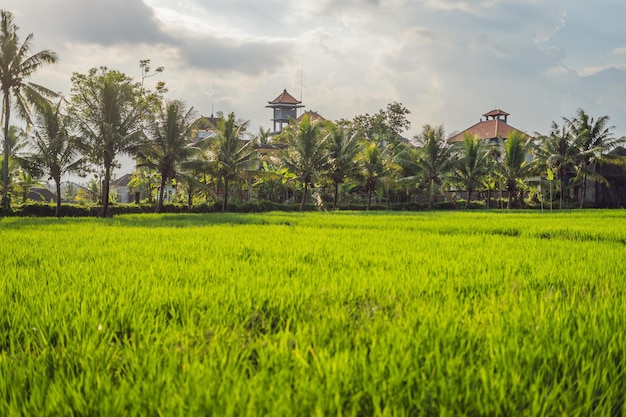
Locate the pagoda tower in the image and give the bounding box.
[266,89,304,134]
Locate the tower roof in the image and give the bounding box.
[448,109,530,143]
[267,89,303,106]
[483,109,509,118]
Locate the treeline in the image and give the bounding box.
[1,10,625,217]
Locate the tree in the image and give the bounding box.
[412,124,454,209]
[136,99,197,213]
[19,99,84,217]
[327,126,361,209]
[498,131,532,208]
[452,133,491,208]
[70,67,146,217]
[0,10,58,208]
[279,114,329,211]
[358,142,387,210]
[209,112,256,212]
[564,109,626,208]
[533,122,577,209]
[350,102,411,147]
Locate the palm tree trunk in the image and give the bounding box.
[333,181,339,210]
[100,164,112,218]
[55,178,62,218]
[187,186,193,211]
[465,188,473,209]
[300,182,308,211]
[2,93,11,210]
[222,176,229,212]
[156,176,166,213]
[367,189,372,210]
[560,174,565,210]
[429,179,434,209]
[580,171,587,209]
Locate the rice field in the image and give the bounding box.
[1,210,626,416]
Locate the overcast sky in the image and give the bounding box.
[6,0,626,143]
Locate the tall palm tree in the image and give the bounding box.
[209,112,256,212]
[412,124,454,209]
[136,100,197,213]
[359,142,390,210]
[564,109,625,208]
[70,67,147,217]
[452,133,491,208]
[19,99,84,217]
[280,114,329,211]
[0,10,58,208]
[498,131,532,208]
[327,126,361,209]
[533,122,577,209]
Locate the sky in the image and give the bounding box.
[5,0,626,147]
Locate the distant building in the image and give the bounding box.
[27,187,56,203]
[586,146,626,207]
[296,110,326,124]
[266,89,305,134]
[448,109,529,144]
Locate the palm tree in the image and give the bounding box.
[279,114,329,211]
[0,125,27,196]
[533,122,577,209]
[359,142,387,210]
[452,133,491,208]
[0,10,58,208]
[208,112,257,212]
[564,109,625,208]
[327,126,361,209]
[412,124,454,209]
[70,67,146,217]
[498,131,532,208]
[136,100,197,213]
[19,99,84,217]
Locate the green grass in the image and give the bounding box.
[1,210,626,416]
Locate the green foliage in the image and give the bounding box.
[0,10,58,208]
[1,211,626,415]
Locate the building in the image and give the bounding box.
[266,89,305,134]
[587,146,626,207]
[448,109,529,144]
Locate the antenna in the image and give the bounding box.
[300,66,304,117]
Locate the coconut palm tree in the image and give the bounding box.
[0,10,58,208]
[564,109,625,208]
[358,142,388,210]
[327,126,361,209]
[279,114,329,211]
[19,99,84,217]
[452,133,491,208]
[208,112,257,212]
[412,124,454,209]
[70,67,147,217]
[498,131,532,208]
[135,100,197,213]
[533,122,578,209]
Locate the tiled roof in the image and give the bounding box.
[448,119,527,143]
[483,109,510,118]
[111,173,133,187]
[296,110,326,123]
[268,89,302,105]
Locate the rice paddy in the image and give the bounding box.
[1,210,625,416]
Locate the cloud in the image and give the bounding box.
[8,0,172,46]
[178,34,294,75]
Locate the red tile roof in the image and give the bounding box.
[296,110,326,123]
[483,109,509,118]
[448,118,527,143]
[268,89,302,105]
